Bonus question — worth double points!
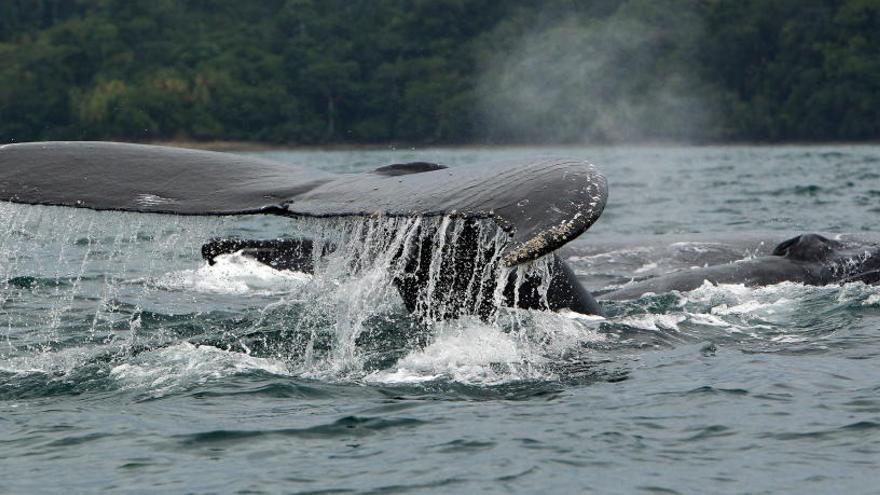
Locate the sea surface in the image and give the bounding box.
[2,145,880,494]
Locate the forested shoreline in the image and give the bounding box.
[1,0,878,145]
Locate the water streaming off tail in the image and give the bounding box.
[0,203,228,358]
[0,204,605,390]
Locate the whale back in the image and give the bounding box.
[771,234,842,262]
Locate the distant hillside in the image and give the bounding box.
[1,0,878,144]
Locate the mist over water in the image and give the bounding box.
[3,146,880,493]
[478,1,718,143]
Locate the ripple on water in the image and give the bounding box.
[177,416,428,447]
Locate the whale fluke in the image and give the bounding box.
[0,141,606,266]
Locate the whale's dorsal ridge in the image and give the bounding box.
[772,233,841,262]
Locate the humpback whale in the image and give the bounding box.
[600,233,880,301]
[1,141,877,318]
[0,141,606,319]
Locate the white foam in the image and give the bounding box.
[155,252,312,294]
[366,312,604,385]
[863,293,880,306]
[684,280,756,302]
[367,322,522,385]
[678,281,801,318]
[557,309,606,322]
[110,342,289,395]
[634,262,658,274]
[616,313,687,332]
[0,345,98,375]
[834,282,880,306]
[686,312,732,328]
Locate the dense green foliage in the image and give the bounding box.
[1,0,878,144]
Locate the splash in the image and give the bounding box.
[365,311,605,385]
[0,204,600,387]
[110,342,290,397]
[246,215,577,379]
[156,252,312,294]
[604,280,880,353]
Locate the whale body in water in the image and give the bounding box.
[598,233,880,301]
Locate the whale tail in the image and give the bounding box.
[0,141,607,267]
[0,141,607,318]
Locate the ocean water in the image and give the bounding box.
[2,145,879,494]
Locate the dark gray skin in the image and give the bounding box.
[202,233,879,316]
[601,234,880,301]
[201,236,604,319]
